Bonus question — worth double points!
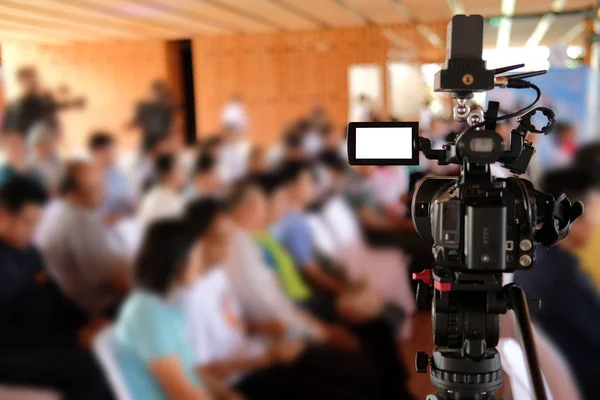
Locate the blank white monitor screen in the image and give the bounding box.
[354,127,414,160]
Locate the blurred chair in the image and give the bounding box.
[93,327,133,400]
[499,312,581,400]
[318,196,416,330]
[0,386,59,400]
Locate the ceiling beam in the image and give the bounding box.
[559,20,586,45]
[193,0,286,31]
[264,0,330,29]
[0,1,143,40]
[525,0,566,47]
[388,0,443,48]
[330,0,374,25]
[525,13,556,47]
[135,0,239,33]
[496,0,516,48]
[389,0,417,21]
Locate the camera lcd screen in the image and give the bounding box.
[347,122,419,165]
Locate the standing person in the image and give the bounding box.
[88,131,136,219]
[514,168,600,400]
[113,218,212,400]
[127,80,180,156]
[220,95,248,133]
[39,160,130,317]
[219,124,250,185]
[138,153,187,228]
[2,66,83,137]
[0,175,112,400]
[27,122,63,194]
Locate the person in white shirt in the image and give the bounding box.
[220,95,248,132]
[219,125,250,185]
[138,153,186,229]
[178,198,383,400]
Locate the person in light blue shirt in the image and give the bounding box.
[88,131,136,219]
[112,218,211,400]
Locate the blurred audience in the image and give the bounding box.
[138,153,186,228]
[113,218,211,400]
[0,175,112,400]
[514,167,600,400]
[181,198,383,400]
[39,160,129,317]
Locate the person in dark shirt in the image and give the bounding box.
[127,80,180,154]
[514,167,600,400]
[0,175,112,400]
[1,66,84,137]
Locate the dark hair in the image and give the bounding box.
[16,66,36,82]
[201,136,223,152]
[280,161,312,186]
[0,175,48,213]
[552,121,575,142]
[154,153,176,180]
[253,172,285,197]
[88,131,114,152]
[134,218,199,295]
[185,197,228,237]
[58,160,89,196]
[194,153,216,174]
[574,142,600,168]
[283,129,303,149]
[320,150,347,173]
[227,179,260,211]
[541,167,599,202]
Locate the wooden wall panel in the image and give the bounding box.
[193,23,446,147]
[1,40,175,152]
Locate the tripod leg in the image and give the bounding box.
[506,284,547,400]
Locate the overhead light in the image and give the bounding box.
[446,0,465,15]
[566,44,584,59]
[501,0,516,16]
[496,18,512,49]
[551,0,568,12]
[526,14,556,47]
[417,24,443,48]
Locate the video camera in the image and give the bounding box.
[347,15,583,400]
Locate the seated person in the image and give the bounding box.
[113,218,212,400]
[88,131,136,220]
[138,153,187,228]
[225,180,415,399]
[321,151,434,273]
[275,161,364,298]
[514,168,600,400]
[185,152,223,201]
[0,175,112,400]
[27,121,63,194]
[39,160,129,317]
[180,198,380,400]
[0,131,28,185]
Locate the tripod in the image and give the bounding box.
[413,268,547,400]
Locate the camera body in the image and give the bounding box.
[413,175,542,272]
